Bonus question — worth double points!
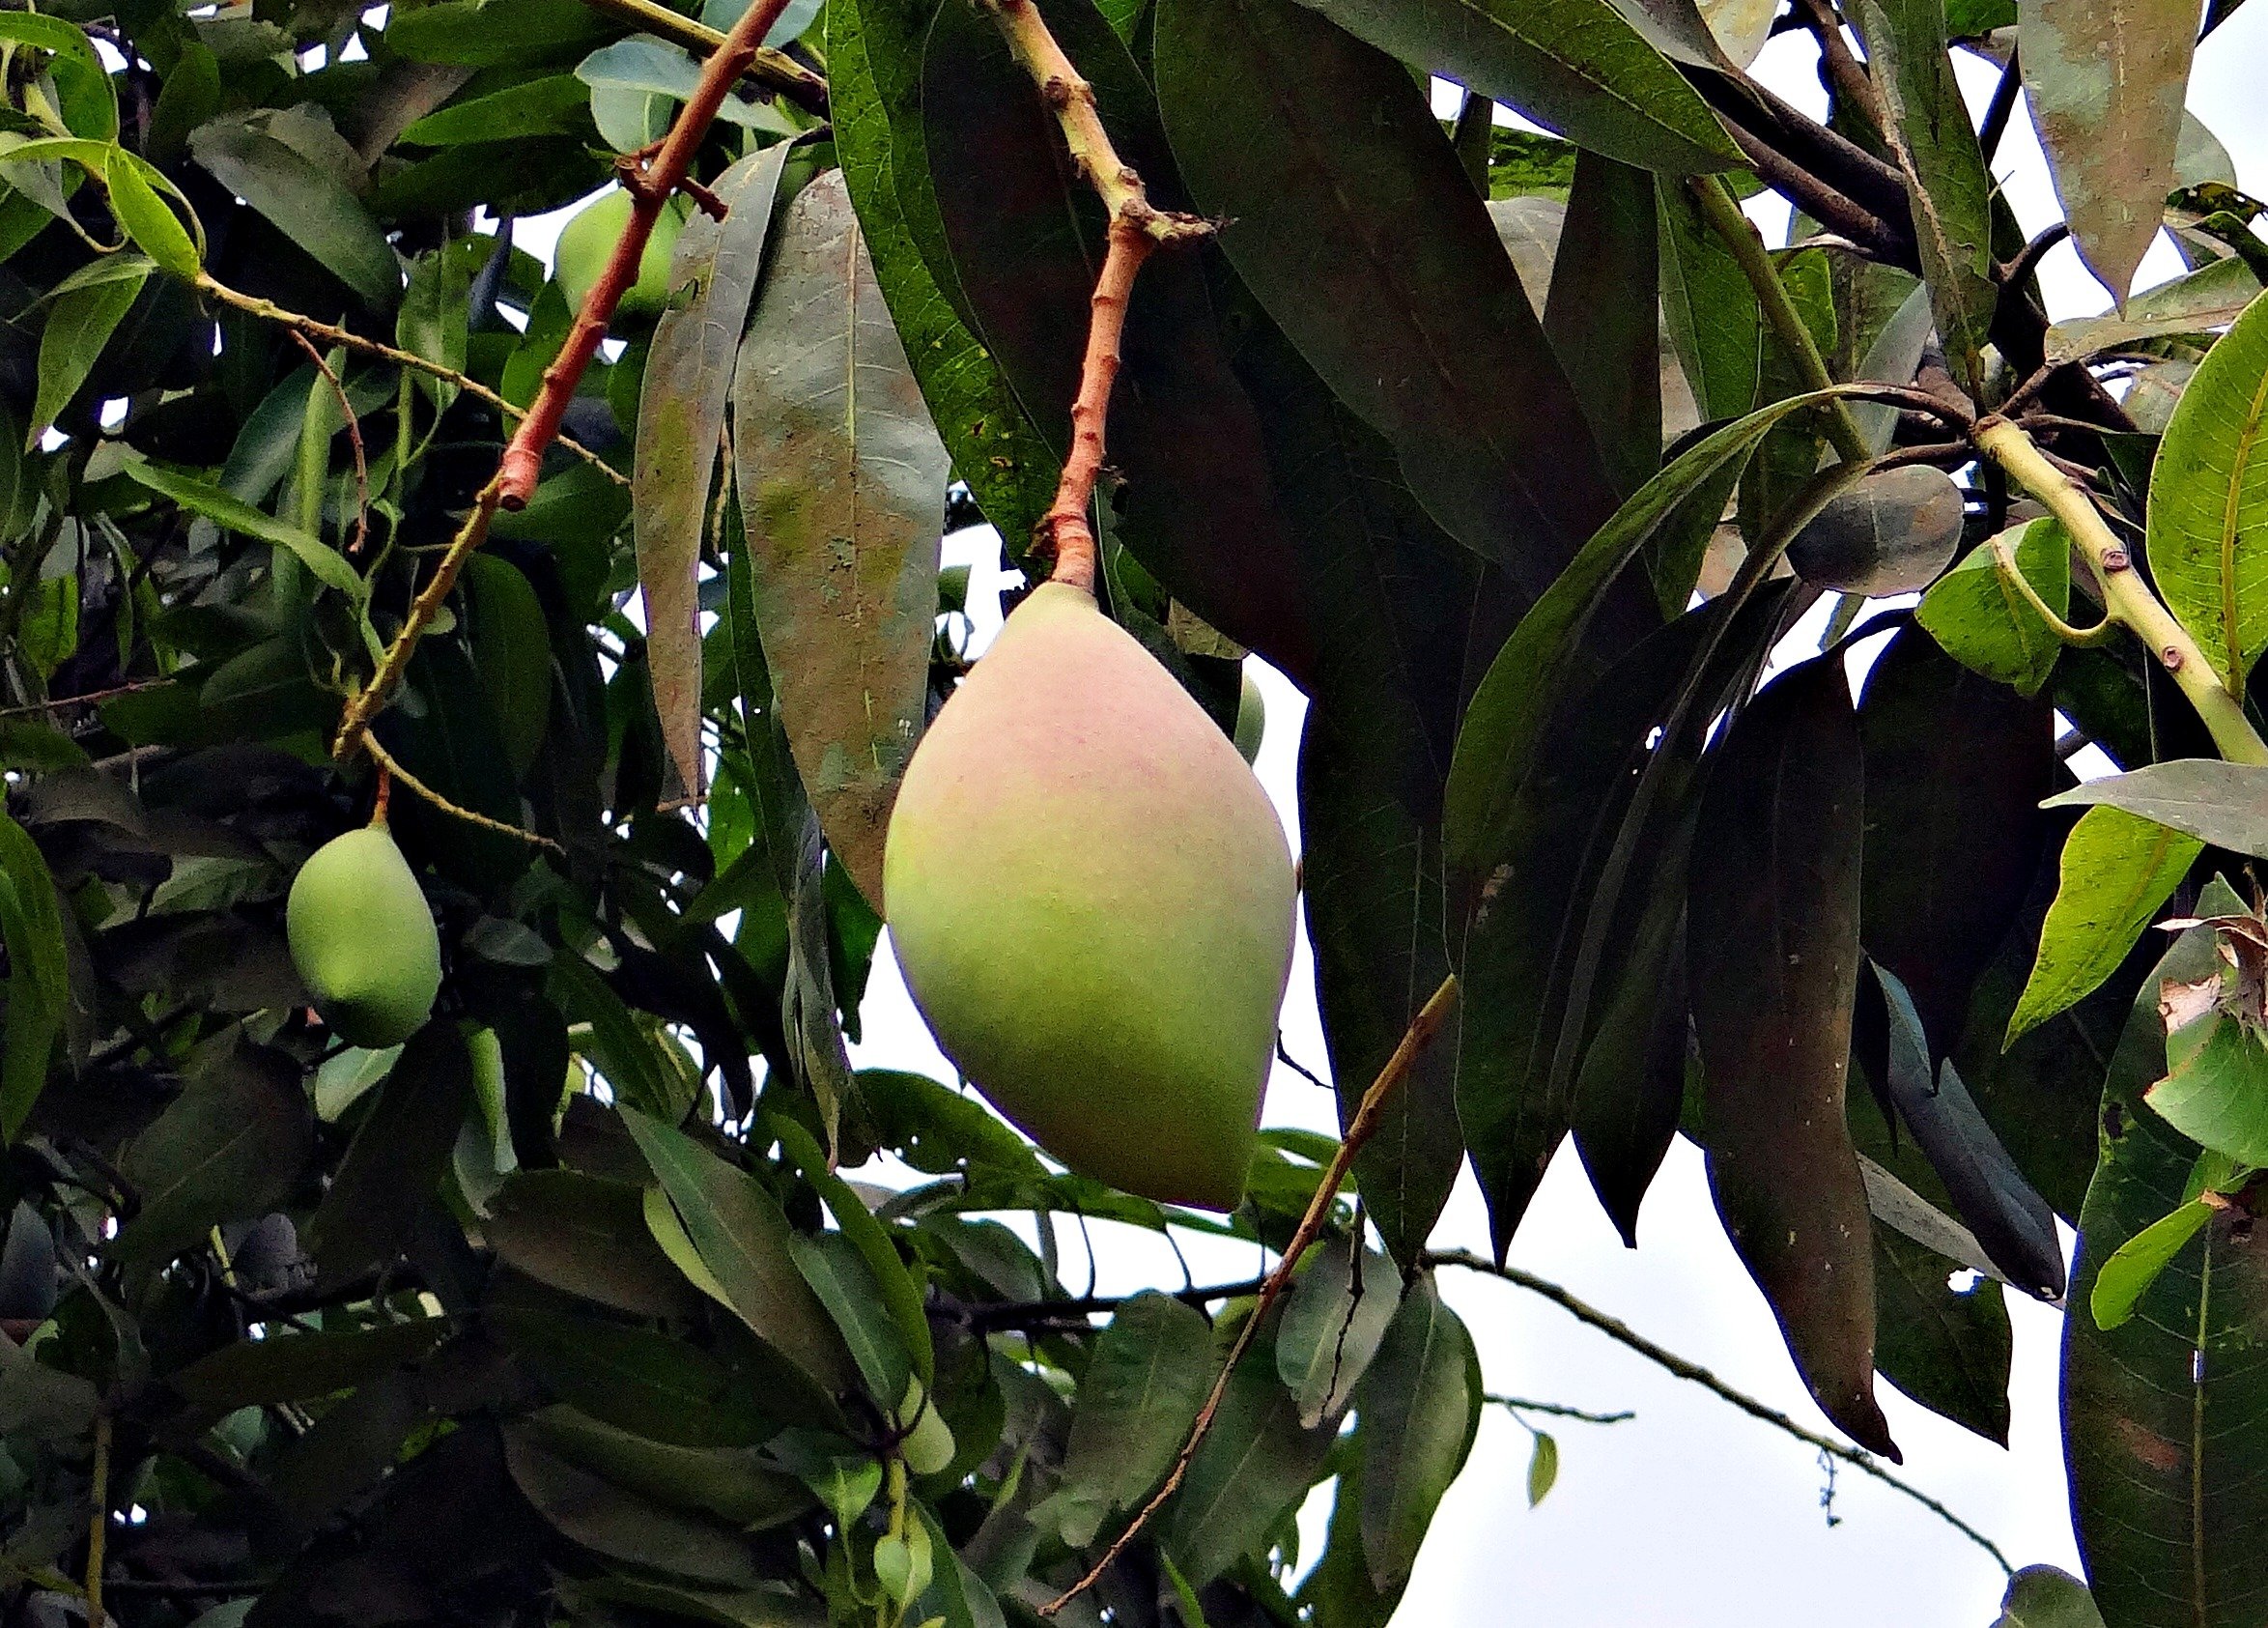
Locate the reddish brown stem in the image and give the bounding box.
[1040,216,1151,590]
[1039,974,1460,1616]
[330,0,798,764]
[496,0,795,507]
[290,330,369,557]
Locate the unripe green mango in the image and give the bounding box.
[554,189,689,319]
[893,1376,956,1476]
[1233,671,1265,764]
[288,826,442,1048]
[883,583,1296,1210]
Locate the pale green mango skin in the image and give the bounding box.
[883,584,1296,1210]
[555,190,686,319]
[287,826,442,1048]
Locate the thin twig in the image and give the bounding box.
[196,274,624,486]
[1717,120,1914,267]
[361,734,562,852]
[1040,974,1460,1615]
[288,332,370,558]
[85,1414,110,1628]
[974,0,1210,589]
[1998,222,2071,294]
[0,676,176,719]
[1978,43,2023,165]
[1429,1249,2015,1576]
[331,0,799,762]
[1483,1395,1636,1426]
[1791,0,1884,134]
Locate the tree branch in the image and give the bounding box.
[1039,974,1460,1616]
[1428,1249,2015,1577]
[330,0,800,764]
[974,0,1210,589]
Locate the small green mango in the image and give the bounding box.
[553,188,689,319]
[894,1377,956,1476]
[884,583,1297,1211]
[288,825,441,1048]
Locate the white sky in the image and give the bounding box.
[830,14,2268,1624]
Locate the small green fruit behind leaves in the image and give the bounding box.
[894,1376,956,1476]
[1233,670,1266,763]
[1784,465,1964,596]
[555,186,688,318]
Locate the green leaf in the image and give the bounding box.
[484,1168,705,1319]
[1357,1276,1480,1590]
[619,1107,854,1395]
[1688,656,1895,1457]
[1275,1242,1402,1428]
[1039,1292,1213,1546]
[1656,172,1763,424]
[732,167,946,908]
[826,0,1055,553]
[189,117,398,309]
[1872,1225,2012,1443]
[770,1112,932,1387]
[2008,805,2202,1043]
[1545,150,1662,498]
[521,1405,810,1529]
[0,814,69,1139]
[30,255,149,444]
[0,13,103,73]
[121,455,363,598]
[399,74,592,146]
[1916,519,2073,697]
[111,1032,315,1262]
[2018,0,2197,302]
[1525,1430,1559,1506]
[787,1227,909,1404]
[105,148,199,278]
[2047,253,2261,363]
[2088,1197,2213,1329]
[1153,0,1622,591]
[304,1022,474,1286]
[1290,0,1741,174]
[503,1424,766,1585]
[637,144,791,801]
[1851,0,1998,398]
[383,0,615,66]
[2144,285,2268,694]
[2064,896,2268,1625]
[492,1309,774,1447]
[169,1319,450,1409]
[2147,1011,2268,1167]
[1161,1330,1333,1587]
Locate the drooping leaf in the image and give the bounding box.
[504,1422,767,1585]
[733,167,946,907]
[30,256,151,445]
[2143,285,2268,694]
[190,116,400,308]
[2008,805,2202,1044]
[1872,1225,2013,1444]
[1851,0,1998,397]
[2088,1197,2213,1329]
[1153,0,1624,595]
[1656,171,1763,424]
[1160,1327,1333,1587]
[494,1308,776,1448]
[111,1032,315,1262]
[122,455,363,599]
[1993,1567,2108,1628]
[1039,1291,1213,1546]
[1873,964,2066,1300]
[1857,627,2055,1056]
[1915,518,2074,697]
[105,148,200,278]
[1275,1240,1403,1428]
[770,1112,932,1387]
[2048,760,2268,859]
[169,1318,451,1409]
[1687,655,1896,1457]
[636,144,791,803]
[2064,897,2268,1627]
[0,813,70,1139]
[827,0,1056,551]
[620,1107,854,1395]
[1286,0,1741,174]
[2147,1010,2268,1167]
[2019,0,2197,302]
[483,1168,705,1319]
[1545,149,1662,499]
[1356,1274,1480,1592]
[304,1021,475,1286]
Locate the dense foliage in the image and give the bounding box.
[0,0,2265,1624]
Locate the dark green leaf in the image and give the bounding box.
[1872,1225,2012,1443]
[485,1168,704,1318]
[773,1112,932,1386]
[112,1032,314,1263]
[30,256,150,444]
[637,144,790,801]
[0,813,69,1139]
[1297,0,1739,173]
[1688,656,1895,1457]
[1038,1291,1213,1546]
[1161,1328,1333,1587]
[1357,1275,1479,1591]
[503,1424,766,1585]
[169,1319,450,1408]
[1275,1241,1401,1428]
[190,116,399,308]
[493,1307,774,1447]
[304,1021,474,1285]
[732,166,946,904]
[1545,149,1662,499]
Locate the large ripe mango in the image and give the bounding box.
[287,826,442,1048]
[883,583,1297,1210]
